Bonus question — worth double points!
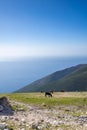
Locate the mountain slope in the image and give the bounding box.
[15,64,87,92]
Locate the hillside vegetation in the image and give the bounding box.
[15,64,87,92]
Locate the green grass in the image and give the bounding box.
[0,92,87,106]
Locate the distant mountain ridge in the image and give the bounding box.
[15,64,87,92]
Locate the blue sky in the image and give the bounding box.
[0,0,87,60]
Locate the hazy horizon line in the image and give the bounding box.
[0,56,87,62]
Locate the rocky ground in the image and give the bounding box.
[0,99,87,130]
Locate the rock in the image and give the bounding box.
[52,120,59,126]
[0,97,13,115]
[59,121,64,124]
[15,117,19,121]
[40,119,44,122]
[1,116,7,122]
[32,124,38,129]
[5,128,14,130]
[21,118,26,123]
[37,125,43,130]
[16,108,25,111]
[0,123,7,129]
[21,128,25,130]
[0,97,9,106]
[9,116,14,120]
[84,124,87,127]
[0,105,3,112]
[42,103,46,107]
[57,115,61,118]
[65,109,70,112]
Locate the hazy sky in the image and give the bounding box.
[0,0,87,60]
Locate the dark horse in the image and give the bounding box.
[45,92,52,97]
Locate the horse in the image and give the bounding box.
[45,92,52,97]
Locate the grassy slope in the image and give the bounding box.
[15,65,78,92]
[16,64,87,92]
[40,65,87,91]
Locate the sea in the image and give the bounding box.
[0,57,87,93]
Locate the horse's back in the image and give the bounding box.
[45,92,52,97]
